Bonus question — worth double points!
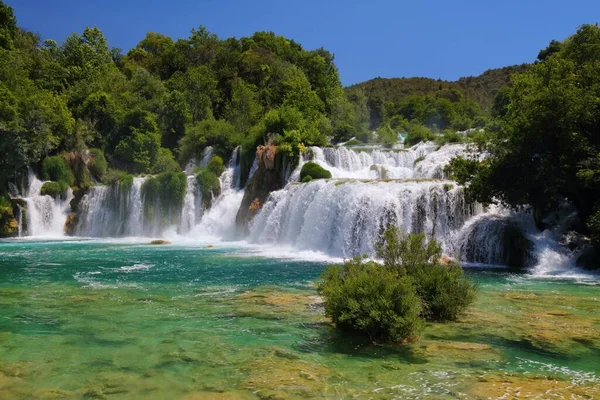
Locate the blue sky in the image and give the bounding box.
[6,0,600,85]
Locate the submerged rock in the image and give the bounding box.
[150,240,171,245]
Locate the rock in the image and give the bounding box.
[236,145,295,232]
[64,213,79,236]
[204,245,215,248]
[150,240,171,245]
[461,218,535,268]
[575,245,600,270]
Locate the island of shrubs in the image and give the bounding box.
[318,226,477,343]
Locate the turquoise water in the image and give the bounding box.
[1,239,599,399]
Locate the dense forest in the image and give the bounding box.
[0,0,370,198]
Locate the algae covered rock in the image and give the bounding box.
[300,162,331,181]
[150,240,171,245]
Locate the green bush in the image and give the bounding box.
[318,226,477,343]
[88,149,107,179]
[40,181,69,198]
[300,162,331,181]
[411,262,478,321]
[102,169,134,189]
[318,258,424,343]
[208,155,225,177]
[42,156,74,185]
[301,175,313,183]
[195,168,221,209]
[152,148,180,174]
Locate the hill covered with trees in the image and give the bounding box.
[0,0,370,198]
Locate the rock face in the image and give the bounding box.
[461,218,535,268]
[575,245,600,270]
[0,199,26,238]
[236,145,293,233]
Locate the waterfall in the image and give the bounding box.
[304,142,466,180]
[22,169,73,237]
[249,179,481,257]
[186,147,244,240]
[76,177,146,237]
[179,175,202,234]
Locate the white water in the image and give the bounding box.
[17,142,595,276]
[185,147,244,240]
[21,169,73,237]
[304,142,466,180]
[249,178,480,257]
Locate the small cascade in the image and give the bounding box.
[76,177,147,237]
[179,175,202,234]
[15,204,23,237]
[304,142,459,180]
[22,169,73,237]
[188,147,244,239]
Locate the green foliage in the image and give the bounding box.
[318,226,477,343]
[88,148,107,179]
[453,24,600,240]
[405,124,435,146]
[318,258,424,343]
[300,162,331,181]
[301,175,313,183]
[195,168,221,209]
[179,119,240,164]
[40,180,69,198]
[376,124,397,147]
[207,155,224,177]
[141,172,187,218]
[0,1,17,50]
[41,156,74,185]
[152,147,180,174]
[101,169,133,188]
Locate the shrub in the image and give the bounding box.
[301,175,313,183]
[42,156,74,185]
[318,257,424,343]
[410,262,478,321]
[102,169,134,189]
[88,149,107,179]
[152,148,180,174]
[208,155,225,177]
[318,226,477,343]
[300,162,331,181]
[40,181,69,198]
[196,168,221,209]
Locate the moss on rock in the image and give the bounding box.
[300,162,331,181]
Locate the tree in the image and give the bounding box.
[0,1,17,50]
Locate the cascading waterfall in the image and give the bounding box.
[304,142,465,180]
[188,147,244,239]
[250,143,488,257]
[76,177,146,237]
[249,179,481,257]
[179,175,202,234]
[22,169,73,237]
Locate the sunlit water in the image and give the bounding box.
[0,239,599,399]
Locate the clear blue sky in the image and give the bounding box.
[6,0,600,86]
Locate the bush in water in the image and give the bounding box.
[318,257,424,343]
[318,226,477,343]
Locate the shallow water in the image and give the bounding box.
[0,239,599,399]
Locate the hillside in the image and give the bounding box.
[346,64,530,128]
